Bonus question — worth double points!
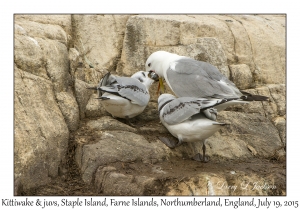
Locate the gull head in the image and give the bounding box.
[145,51,181,94]
[145,51,179,77]
[131,71,158,89]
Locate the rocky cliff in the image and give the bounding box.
[14,14,286,196]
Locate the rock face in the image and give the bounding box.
[14,67,69,190]
[14,14,286,195]
[229,64,253,90]
[14,15,73,191]
[75,128,167,184]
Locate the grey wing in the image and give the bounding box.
[99,77,150,106]
[161,97,202,125]
[167,58,242,99]
[115,77,150,106]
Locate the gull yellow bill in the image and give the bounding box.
[157,77,165,95]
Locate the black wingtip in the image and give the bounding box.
[240,91,269,101]
[240,95,269,101]
[96,97,110,100]
[213,122,230,126]
[86,87,98,90]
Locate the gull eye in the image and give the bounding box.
[148,63,151,67]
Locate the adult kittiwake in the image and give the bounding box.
[145,51,268,111]
[158,93,231,162]
[89,71,159,121]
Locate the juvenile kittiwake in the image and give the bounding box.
[145,51,268,111]
[89,71,159,121]
[158,93,231,163]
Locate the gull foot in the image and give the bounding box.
[126,121,136,128]
[158,137,179,149]
[192,153,210,163]
[125,116,136,128]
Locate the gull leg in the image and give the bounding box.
[202,142,210,163]
[177,137,184,146]
[189,142,204,162]
[125,116,136,127]
[192,141,210,163]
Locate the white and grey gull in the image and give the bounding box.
[88,71,158,122]
[158,93,232,162]
[145,51,268,111]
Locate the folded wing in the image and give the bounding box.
[99,74,150,106]
[167,58,242,99]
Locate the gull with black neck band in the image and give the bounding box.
[87,71,159,125]
[157,93,231,162]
